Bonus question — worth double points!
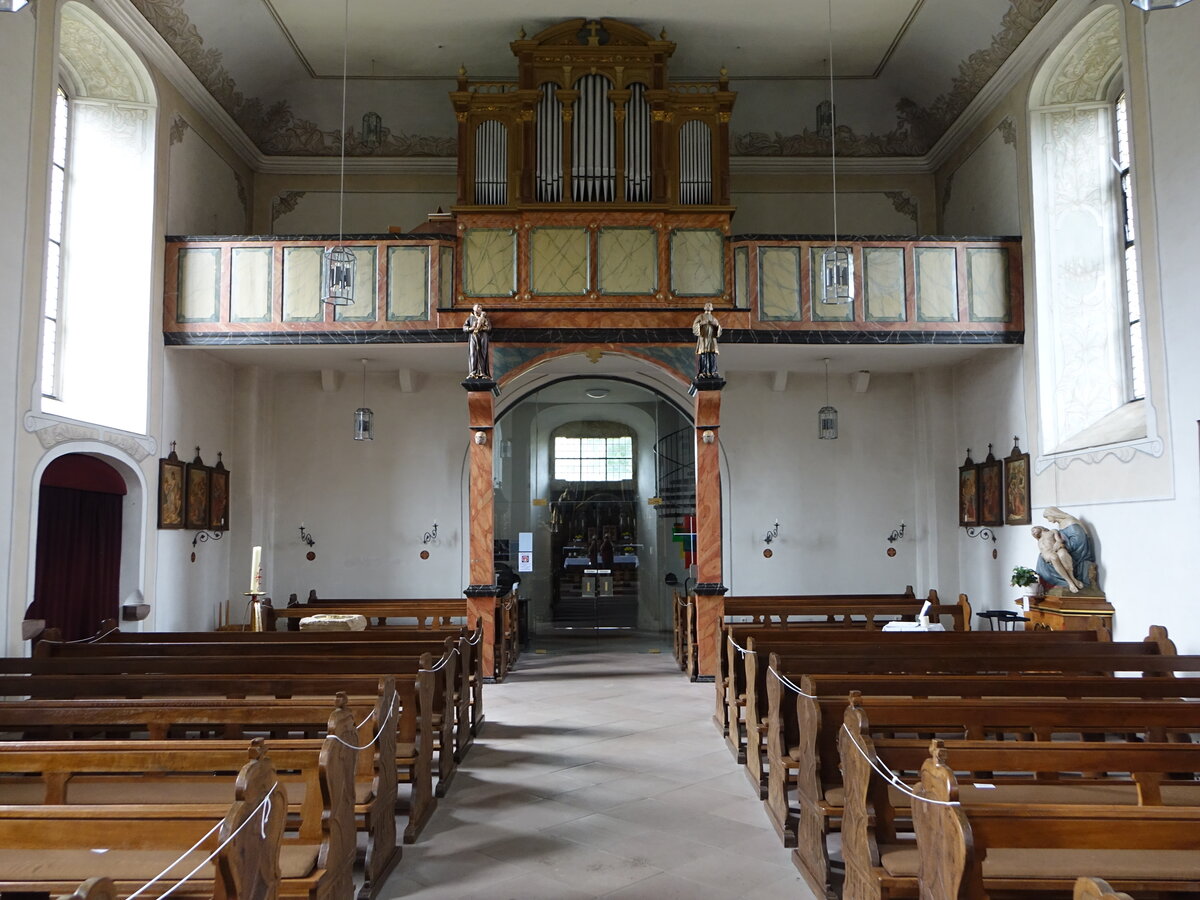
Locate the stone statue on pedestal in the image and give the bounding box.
[1030,506,1098,594]
[464,304,491,379]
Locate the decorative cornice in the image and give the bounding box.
[270,191,307,225]
[23,412,158,460]
[998,116,1018,145]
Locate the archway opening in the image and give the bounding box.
[28,454,127,640]
[493,376,695,648]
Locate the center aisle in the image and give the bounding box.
[380,642,817,899]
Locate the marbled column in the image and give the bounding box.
[693,387,727,679]
[465,388,497,678]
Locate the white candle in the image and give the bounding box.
[250,545,262,593]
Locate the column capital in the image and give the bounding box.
[692,582,728,597]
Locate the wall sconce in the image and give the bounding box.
[121,589,150,622]
[192,530,223,549]
[763,521,780,545]
[299,524,316,548]
[887,522,906,544]
[423,523,439,545]
[701,429,715,444]
[965,526,997,544]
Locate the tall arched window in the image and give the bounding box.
[1028,7,1154,461]
[41,3,157,434]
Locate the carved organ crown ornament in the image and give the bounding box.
[450,19,736,209]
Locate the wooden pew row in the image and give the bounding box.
[743,635,1170,808]
[0,744,288,900]
[671,590,690,671]
[681,588,932,682]
[0,689,399,898]
[764,667,1200,857]
[782,687,1200,897]
[839,700,1200,900]
[0,729,357,900]
[697,589,969,690]
[0,670,439,845]
[6,648,462,799]
[722,626,1104,767]
[271,594,517,681]
[913,739,1200,900]
[85,624,486,738]
[41,631,479,763]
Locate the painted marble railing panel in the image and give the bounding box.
[163,235,449,335]
[598,227,657,295]
[730,236,1022,334]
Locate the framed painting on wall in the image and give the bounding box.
[184,450,211,531]
[157,445,185,530]
[1003,438,1031,526]
[978,445,1003,527]
[209,453,229,531]
[958,451,979,527]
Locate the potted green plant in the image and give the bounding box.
[1011,565,1041,608]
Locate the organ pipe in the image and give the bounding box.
[572,74,615,202]
[679,120,712,205]
[474,120,507,205]
[536,83,563,202]
[625,83,651,202]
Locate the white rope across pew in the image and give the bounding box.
[839,723,960,807]
[45,627,120,645]
[728,636,755,657]
[767,665,818,699]
[334,691,400,751]
[127,781,280,899]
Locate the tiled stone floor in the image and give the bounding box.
[378,635,818,899]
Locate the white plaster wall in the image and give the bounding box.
[0,7,36,650]
[272,190,456,234]
[166,123,248,235]
[731,191,917,235]
[941,124,1020,235]
[719,371,922,596]
[153,349,235,631]
[266,371,466,602]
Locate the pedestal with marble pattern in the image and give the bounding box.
[692,383,727,680]
[465,385,498,679]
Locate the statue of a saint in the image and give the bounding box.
[692,302,721,378]
[463,304,491,379]
[1030,506,1097,592]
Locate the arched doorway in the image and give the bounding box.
[28,454,127,640]
[492,376,695,644]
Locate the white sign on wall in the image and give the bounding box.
[517,531,533,572]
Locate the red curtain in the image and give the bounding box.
[29,485,123,641]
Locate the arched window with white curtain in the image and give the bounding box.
[43,3,156,435]
[1028,6,1155,462]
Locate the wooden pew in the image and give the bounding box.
[0,690,399,898]
[786,687,1200,897]
[708,589,969,723]
[84,624,486,740]
[1075,877,1136,900]
[277,592,469,630]
[0,669,437,845]
[0,743,288,899]
[912,740,1200,899]
[742,631,1133,804]
[839,698,1200,900]
[6,647,461,799]
[58,876,119,900]
[0,727,356,900]
[725,626,1103,769]
[41,631,478,764]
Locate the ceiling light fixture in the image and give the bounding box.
[818,358,838,440]
[585,387,610,399]
[321,0,355,307]
[819,0,854,306]
[354,358,374,441]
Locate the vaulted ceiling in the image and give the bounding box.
[125,0,1059,159]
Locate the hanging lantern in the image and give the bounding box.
[819,245,854,305]
[818,357,838,440]
[354,407,374,441]
[321,246,355,306]
[354,359,374,441]
[361,111,383,149]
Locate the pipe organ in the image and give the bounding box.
[450,18,736,211]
